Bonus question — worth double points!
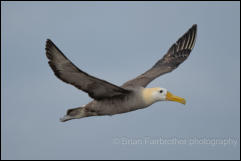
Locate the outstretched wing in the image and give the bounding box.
[45,39,130,100]
[122,24,197,88]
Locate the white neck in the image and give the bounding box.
[141,88,160,106]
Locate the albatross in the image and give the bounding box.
[45,24,197,122]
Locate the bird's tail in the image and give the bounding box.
[60,106,86,122]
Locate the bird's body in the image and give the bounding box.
[45,24,197,122]
[62,87,149,121]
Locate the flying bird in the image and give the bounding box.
[45,24,197,122]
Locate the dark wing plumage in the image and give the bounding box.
[122,24,197,88]
[45,39,130,100]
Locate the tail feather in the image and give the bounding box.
[60,115,75,122]
[60,106,87,122]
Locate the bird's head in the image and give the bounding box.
[142,87,186,106]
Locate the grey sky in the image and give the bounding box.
[1,1,240,160]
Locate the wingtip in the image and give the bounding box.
[192,24,197,31]
[46,38,53,45]
[45,39,57,52]
[45,39,55,60]
[45,39,51,50]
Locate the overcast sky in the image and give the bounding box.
[1,1,240,160]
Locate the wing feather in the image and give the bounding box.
[45,39,130,100]
[122,24,197,88]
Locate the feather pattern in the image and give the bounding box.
[122,24,197,88]
[45,39,131,100]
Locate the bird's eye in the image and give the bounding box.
[160,90,163,93]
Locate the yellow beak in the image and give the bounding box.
[166,91,186,105]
